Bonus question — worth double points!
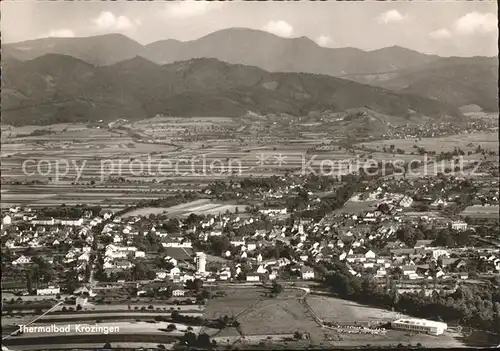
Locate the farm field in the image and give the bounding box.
[121,199,246,217]
[333,199,377,214]
[306,296,404,323]
[460,205,500,219]
[0,184,185,210]
[203,287,268,320]
[354,132,499,153]
[238,298,320,335]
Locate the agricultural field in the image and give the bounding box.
[333,198,377,214]
[203,287,267,320]
[306,296,404,323]
[0,184,182,210]
[121,199,246,218]
[238,299,319,335]
[354,132,499,154]
[460,205,500,219]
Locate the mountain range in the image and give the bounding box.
[1,54,463,126]
[1,28,497,126]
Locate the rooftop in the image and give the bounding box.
[393,318,447,328]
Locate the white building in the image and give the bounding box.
[76,296,88,307]
[172,289,186,297]
[399,196,413,208]
[451,221,468,231]
[365,250,376,259]
[391,318,447,335]
[195,252,207,274]
[156,271,168,280]
[59,218,84,226]
[36,286,60,296]
[135,251,146,258]
[31,218,55,226]
[162,241,192,248]
[2,215,12,225]
[259,208,287,216]
[246,275,260,282]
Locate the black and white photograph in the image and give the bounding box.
[1,0,499,350]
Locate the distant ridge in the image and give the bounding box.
[1,54,464,126]
[2,28,496,113]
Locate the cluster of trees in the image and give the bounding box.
[179,331,215,348]
[270,281,284,297]
[131,231,163,253]
[24,256,55,293]
[394,223,494,250]
[39,205,102,219]
[169,310,240,330]
[320,260,500,333]
[296,175,361,220]
[382,144,405,154]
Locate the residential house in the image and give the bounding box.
[156,271,168,280]
[430,198,447,209]
[115,260,133,269]
[365,249,376,259]
[399,196,414,208]
[256,265,267,274]
[2,215,12,225]
[78,252,90,263]
[301,266,315,280]
[135,251,146,258]
[172,289,186,297]
[414,240,434,249]
[12,255,32,265]
[402,265,417,276]
[246,275,260,282]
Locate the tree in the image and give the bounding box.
[182,331,197,346]
[103,342,112,349]
[201,288,211,300]
[76,304,82,311]
[209,236,230,256]
[186,278,203,293]
[197,333,211,347]
[271,281,283,295]
[167,323,177,331]
[26,270,33,294]
[171,310,180,320]
[63,268,80,294]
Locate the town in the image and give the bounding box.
[2,168,499,349]
[1,2,499,350]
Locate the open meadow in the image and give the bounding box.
[306,295,404,323]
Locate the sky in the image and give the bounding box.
[1,1,498,57]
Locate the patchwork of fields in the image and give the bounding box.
[122,199,245,217]
[355,132,499,153]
